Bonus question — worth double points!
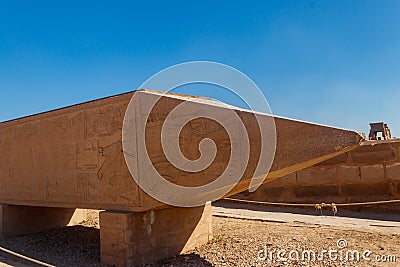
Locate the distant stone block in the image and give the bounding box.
[360,164,385,183]
[351,144,397,164]
[386,162,400,181]
[338,166,360,184]
[297,167,337,185]
[341,183,391,196]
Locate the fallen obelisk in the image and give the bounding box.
[0,90,364,266]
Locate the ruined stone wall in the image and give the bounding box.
[234,141,400,210]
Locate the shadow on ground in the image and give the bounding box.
[0,226,103,267]
[145,253,213,267]
[0,225,213,267]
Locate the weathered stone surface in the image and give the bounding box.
[100,203,212,266]
[233,140,400,206]
[315,152,349,167]
[395,182,400,195]
[0,90,363,212]
[264,172,297,187]
[351,143,397,164]
[386,162,400,181]
[293,185,340,197]
[338,166,361,184]
[261,186,290,198]
[297,167,337,185]
[360,164,385,183]
[341,183,391,196]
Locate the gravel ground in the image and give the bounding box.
[0,213,399,267]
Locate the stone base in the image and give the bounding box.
[0,204,86,238]
[100,203,212,266]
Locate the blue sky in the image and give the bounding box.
[0,1,399,136]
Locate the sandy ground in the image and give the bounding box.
[213,201,400,234]
[0,207,399,267]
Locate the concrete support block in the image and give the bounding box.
[0,205,86,238]
[360,164,385,183]
[100,202,212,266]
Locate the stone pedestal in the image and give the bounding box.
[0,204,86,238]
[100,202,212,266]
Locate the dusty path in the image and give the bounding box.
[213,202,400,234]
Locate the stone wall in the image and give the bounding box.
[234,141,400,210]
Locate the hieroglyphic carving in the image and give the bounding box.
[0,91,364,212]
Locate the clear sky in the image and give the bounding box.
[1,1,399,136]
